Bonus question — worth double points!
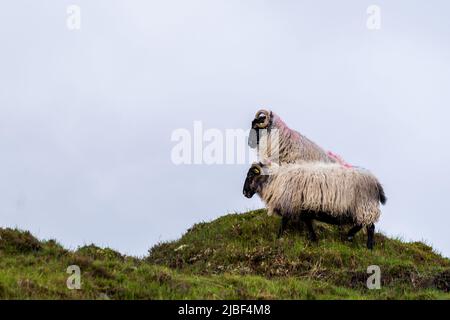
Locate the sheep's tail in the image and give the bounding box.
[377,182,387,205]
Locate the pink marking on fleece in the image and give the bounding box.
[327,151,352,168]
[272,113,301,141]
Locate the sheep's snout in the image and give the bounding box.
[243,190,254,198]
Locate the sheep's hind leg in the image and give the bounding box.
[304,218,318,242]
[347,225,362,242]
[277,216,288,239]
[366,224,375,250]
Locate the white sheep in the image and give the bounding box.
[248,109,350,166]
[242,161,387,249]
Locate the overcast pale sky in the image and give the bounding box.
[1,0,449,257]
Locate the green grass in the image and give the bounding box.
[1,209,449,299]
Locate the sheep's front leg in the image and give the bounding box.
[277,216,288,239]
[347,225,362,242]
[303,218,317,242]
[366,224,375,250]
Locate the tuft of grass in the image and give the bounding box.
[1,210,449,299]
[0,228,42,253]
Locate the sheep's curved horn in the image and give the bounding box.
[254,109,270,128]
[251,163,263,174]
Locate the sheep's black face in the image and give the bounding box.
[243,164,268,198]
[248,110,271,148]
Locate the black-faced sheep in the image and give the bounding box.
[242,161,386,249]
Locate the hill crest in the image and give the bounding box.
[1,210,449,299]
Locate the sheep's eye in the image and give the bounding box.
[253,168,260,174]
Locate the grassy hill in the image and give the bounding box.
[0,209,449,299]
